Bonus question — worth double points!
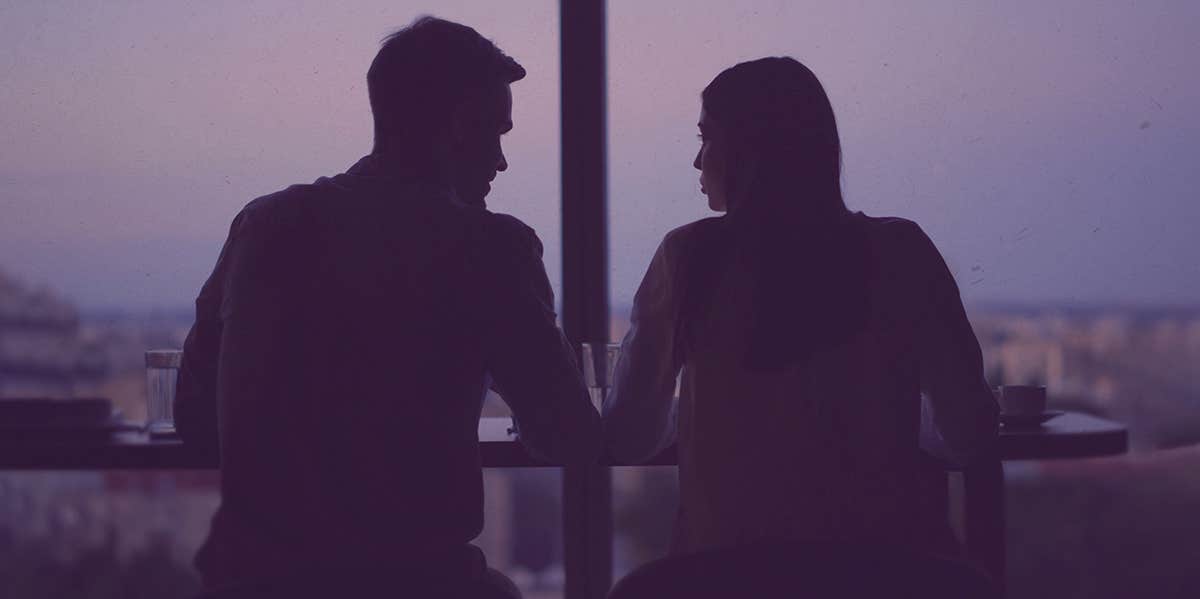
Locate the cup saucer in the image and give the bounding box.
[1000,409,1065,428]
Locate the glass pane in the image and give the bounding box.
[486,468,566,598]
[608,2,1200,594]
[0,1,562,311]
[0,470,564,599]
[0,471,217,597]
[1,2,561,596]
[612,466,678,577]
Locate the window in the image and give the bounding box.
[1,3,565,597]
[608,3,1200,595]
[5,1,1199,596]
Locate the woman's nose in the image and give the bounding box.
[693,148,702,170]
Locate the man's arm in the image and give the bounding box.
[174,211,249,450]
[480,215,602,466]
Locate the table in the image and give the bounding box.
[992,411,1128,460]
[0,411,1128,598]
[929,410,1123,594]
[0,411,1128,470]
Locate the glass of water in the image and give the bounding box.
[581,342,621,412]
[144,349,182,437]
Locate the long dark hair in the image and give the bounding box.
[682,57,871,372]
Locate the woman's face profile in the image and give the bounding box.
[694,108,728,212]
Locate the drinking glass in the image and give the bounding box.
[144,349,182,437]
[581,342,621,412]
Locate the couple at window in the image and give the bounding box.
[176,16,999,599]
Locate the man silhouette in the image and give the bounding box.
[175,16,601,598]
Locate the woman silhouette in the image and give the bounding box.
[604,57,1000,597]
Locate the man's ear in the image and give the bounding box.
[426,115,459,159]
[448,102,472,146]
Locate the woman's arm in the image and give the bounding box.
[907,223,1000,465]
[604,231,688,463]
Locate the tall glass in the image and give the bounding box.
[144,349,182,437]
[581,342,621,413]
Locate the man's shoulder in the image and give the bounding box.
[475,210,542,256]
[231,174,392,245]
[480,210,536,237]
[238,179,336,222]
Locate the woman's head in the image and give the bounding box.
[695,57,845,218]
[683,58,869,373]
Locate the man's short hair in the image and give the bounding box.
[368,16,526,153]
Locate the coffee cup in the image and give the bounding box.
[999,385,1047,416]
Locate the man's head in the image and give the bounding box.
[368,16,525,206]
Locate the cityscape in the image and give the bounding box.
[2,267,1200,597]
[2,2,1196,596]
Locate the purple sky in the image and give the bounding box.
[1,1,1198,311]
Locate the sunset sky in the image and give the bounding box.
[1,1,1197,310]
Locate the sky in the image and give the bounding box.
[1,1,1198,311]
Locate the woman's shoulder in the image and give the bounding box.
[851,213,950,283]
[854,212,920,235]
[660,216,726,253]
[853,213,937,251]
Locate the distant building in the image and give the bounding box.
[0,269,108,396]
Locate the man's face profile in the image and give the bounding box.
[449,82,514,207]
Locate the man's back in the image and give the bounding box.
[177,155,600,588]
